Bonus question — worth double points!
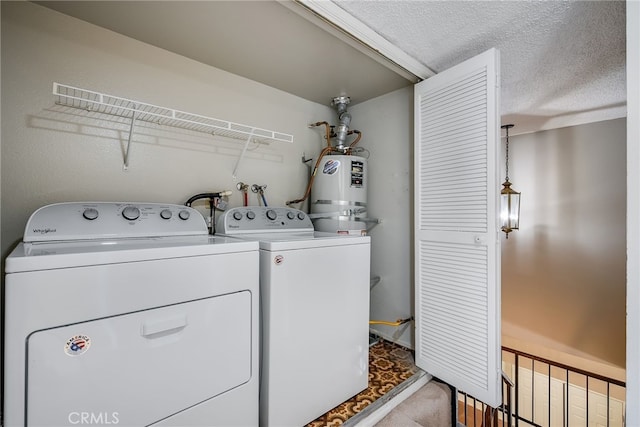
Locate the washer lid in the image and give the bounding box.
[227,231,370,251]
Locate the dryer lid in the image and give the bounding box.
[23,202,207,242]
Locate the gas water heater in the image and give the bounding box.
[308,96,369,234]
[310,154,368,234]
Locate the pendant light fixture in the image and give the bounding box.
[500,124,520,238]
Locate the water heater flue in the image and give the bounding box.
[331,96,351,150]
[285,95,362,208]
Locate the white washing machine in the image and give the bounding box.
[3,202,259,427]
[217,206,370,427]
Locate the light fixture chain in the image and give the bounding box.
[505,127,509,181]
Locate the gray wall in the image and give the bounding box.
[350,87,414,348]
[1,2,332,260]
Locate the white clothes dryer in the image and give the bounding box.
[217,206,370,427]
[3,202,259,427]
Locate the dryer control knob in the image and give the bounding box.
[266,209,277,221]
[122,206,140,221]
[246,211,256,220]
[178,210,191,221]
[286,211,295,220]
[160,209,172,220]
[297,212,306,220]
[82,208,99,221]
[233,211,243,221]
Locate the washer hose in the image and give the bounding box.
[369,317,413,327]
[185,191,232,235]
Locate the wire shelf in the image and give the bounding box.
[53,82,294,145]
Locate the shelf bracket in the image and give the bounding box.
[123,107,137,170]
[232,130,255,178]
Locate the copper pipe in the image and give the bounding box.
[349,130,362,148]
[309,121,332,148]
[286,145,333,206]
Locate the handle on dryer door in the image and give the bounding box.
[141,315,188,338]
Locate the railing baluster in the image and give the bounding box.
[508,382,513,427]
[586,376,589,427]
[563,383,567,427]
[532,360,535,425]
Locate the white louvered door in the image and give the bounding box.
[414,48,502,407]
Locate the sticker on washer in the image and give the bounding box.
[274,255,284,265]
[322,159,340,175]
[64,335,91,356]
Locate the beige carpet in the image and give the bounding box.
[373,381,452,427]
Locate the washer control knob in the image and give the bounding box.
[297,212,306,220]
[122,206,140,221]
[82,208,99,221]
[233,211,243,221]
[178,210,191,220]
[160,209,172,220]
[246,211,256,220]
[286,211,295,220]
[266,209,277,221]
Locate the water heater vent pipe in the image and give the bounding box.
[331,96,351,150]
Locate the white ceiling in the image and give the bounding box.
[36,0,626,135]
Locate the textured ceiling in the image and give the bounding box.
[334,0,627,134]
[36,1,626,135]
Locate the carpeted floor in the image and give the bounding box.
[306,340,419,427]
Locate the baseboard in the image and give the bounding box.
[368,327,413,350]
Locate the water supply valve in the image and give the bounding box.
[251,184,268,207]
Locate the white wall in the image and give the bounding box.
[0,2,333,260]
[502,119,627,370]
[350,87,414,348]
[625,0,640,423]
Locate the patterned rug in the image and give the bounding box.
[306,340,419,427]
